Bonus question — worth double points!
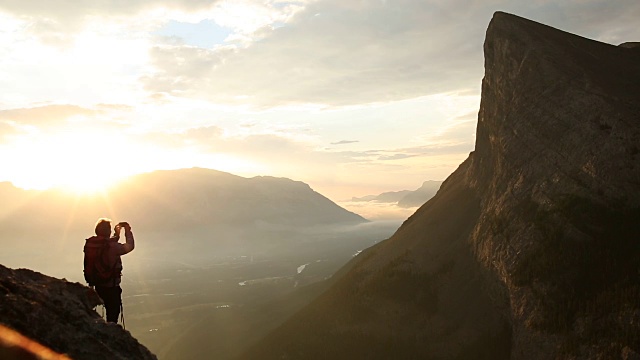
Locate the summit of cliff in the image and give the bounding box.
[241,12,640,360]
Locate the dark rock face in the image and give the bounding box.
[241,12,640,360]
[0,264,156,360]
[469,11,640,358]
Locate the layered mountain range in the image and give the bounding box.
[241,12,640,359]
[0,168,365,237]
[351,180,443,208]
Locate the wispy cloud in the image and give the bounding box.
[143,0,486,106]
[0,105,97,127]
[331,140,359,145]
[140,0,640,107]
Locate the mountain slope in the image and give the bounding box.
[241,12,640,360]
[0,264,156,360]
[114,168,367,229]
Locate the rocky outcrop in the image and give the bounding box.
[0,264,156,360]
[241,12,640,360]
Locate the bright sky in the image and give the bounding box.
[0,0,638,202]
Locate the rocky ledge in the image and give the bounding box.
[0,264,156,360]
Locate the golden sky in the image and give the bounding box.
[0,0,638,202]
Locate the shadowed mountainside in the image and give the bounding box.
[0,264,156,360]
[240,12,640,360]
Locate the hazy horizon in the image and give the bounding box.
[1,166,431,221]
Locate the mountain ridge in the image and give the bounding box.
[0,167,366,236]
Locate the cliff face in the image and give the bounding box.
[0,264,156,360]
[241,12,640,360]
[467,11,640,358]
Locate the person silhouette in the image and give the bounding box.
[83,218,135,324]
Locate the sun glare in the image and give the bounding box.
[1,126,267,194]
[4,129,141,194]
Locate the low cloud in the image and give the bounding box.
[378,153,416,161]
[338,200,419,221]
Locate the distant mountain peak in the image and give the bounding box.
[350,180,443,208]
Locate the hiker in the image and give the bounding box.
[83,218,135,324]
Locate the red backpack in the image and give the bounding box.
[83,237,116,286]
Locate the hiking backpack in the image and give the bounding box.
[83,237,116,286]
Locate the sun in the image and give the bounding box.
[3,128,140,194]
[2,124,266,194]
[56,170,125,194]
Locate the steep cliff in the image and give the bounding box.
[0,264,156,360]
[241,12,640,360]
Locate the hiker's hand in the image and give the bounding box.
[117,221,131,231]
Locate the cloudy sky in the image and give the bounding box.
[0,0,638,209]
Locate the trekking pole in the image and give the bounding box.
[120,303,126,330]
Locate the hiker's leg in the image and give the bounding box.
[95,286,122,323]
[105,286,122,323]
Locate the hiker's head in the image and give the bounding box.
[95,218,112,237]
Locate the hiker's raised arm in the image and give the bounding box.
[120,225,135,254]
